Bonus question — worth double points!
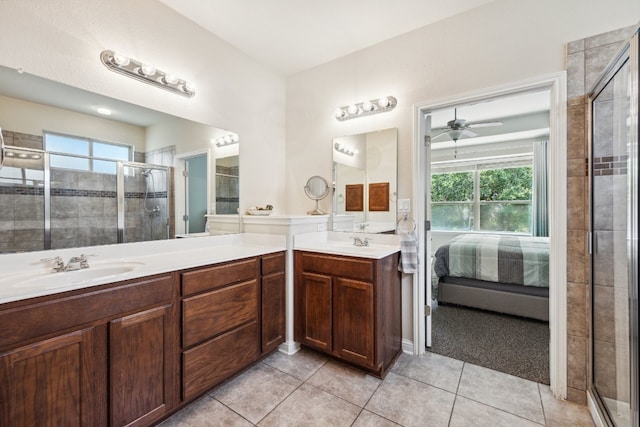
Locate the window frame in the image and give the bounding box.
[431,155,533,233]
[44,131,134,174]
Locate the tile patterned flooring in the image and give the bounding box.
[159,349,595,427]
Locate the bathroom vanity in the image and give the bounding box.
[0,234,285,427]
[293,232,402,377]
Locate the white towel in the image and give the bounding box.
[398,231,418,274]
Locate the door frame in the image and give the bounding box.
[412,72,568,399]
[174,149,211,235]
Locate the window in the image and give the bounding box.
[431,162,532,233]
[45,132,132,174]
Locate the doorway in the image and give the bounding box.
[413,73,568,397]
[174,150,210,236]
[186,155,208,233]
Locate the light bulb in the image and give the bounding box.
[378,97,390,108]
[162,74,178,85]
[231,134,239,142]
[347,104,358,115]
[362,101,374,112]
[140,64,156,76]
[334,108,346,119]
[112,53,130,67]
[224,135,232,144]
[183,82,195,93]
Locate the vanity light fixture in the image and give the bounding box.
[334,96,397,121]
[100,50,195,98]
[214,133,240,147]
[334,142,357,156]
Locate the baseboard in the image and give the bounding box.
[278,340,301,355]
[402,338,414,354]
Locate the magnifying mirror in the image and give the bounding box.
[304,175,330,215]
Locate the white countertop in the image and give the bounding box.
[293,231,400,259]
[0,233,286,305]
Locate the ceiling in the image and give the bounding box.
[158,0,495,76]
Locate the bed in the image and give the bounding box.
[433,234,550,321]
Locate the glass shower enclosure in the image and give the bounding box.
[0,142,170,253]
[589,26,638,427]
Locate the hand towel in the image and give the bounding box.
[399,231,418,274]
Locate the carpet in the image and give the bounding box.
[428,301,550,384]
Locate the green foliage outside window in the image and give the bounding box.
[431,166,532,233]
[431,172,473,202]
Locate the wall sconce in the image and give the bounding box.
[215,133,240,147]
[334,142,357,156]
[100,50,195,98]
[334,96,397,121]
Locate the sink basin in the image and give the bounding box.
[4,261,145,290]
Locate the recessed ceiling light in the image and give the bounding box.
[96,107,112,115]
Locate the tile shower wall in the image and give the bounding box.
[0,130,45,252]
[565,26,634,404]
[0,129,171,251]
[215,164,239,214]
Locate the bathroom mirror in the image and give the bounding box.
[304,175,330,215]
[332,128,397,233]
[0,65,241,253]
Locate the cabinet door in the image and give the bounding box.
[334,277,374,368]
[0,327,106,427]
[110,305,175,427]
[262,271,285,354]
[299,272,332,352]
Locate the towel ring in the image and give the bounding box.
[396,213,416,233]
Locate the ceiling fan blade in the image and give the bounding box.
[462,129,478,138]
[430,130,450,140]
[467,121,503,128]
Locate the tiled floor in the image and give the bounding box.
[159,349,595,427]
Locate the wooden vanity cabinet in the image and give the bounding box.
[180,251,286,401]
[0,273,179,427]
[0,251,286,426]
[294,250,401,377]
[260,251,286,354]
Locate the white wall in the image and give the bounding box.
[0,0,286,212]
[0,95,146,149]
[285,0,639,344]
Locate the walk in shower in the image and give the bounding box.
[0,136,170,253]
[589,26,638,427]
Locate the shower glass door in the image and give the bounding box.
[0,147,45,253]
[122,163,169,243]
[590,29,638,427]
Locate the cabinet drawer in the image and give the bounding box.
[0,274,174,351]
[182,258,258,296]
[182,321,258,401]
[300,252,374,282]
[183,280,258,348]
[262,252,285,276]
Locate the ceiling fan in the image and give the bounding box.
[431,108,503,142]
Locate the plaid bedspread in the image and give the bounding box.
[433,234,549,287]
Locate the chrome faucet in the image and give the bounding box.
[64,254,92,271]
[351,236,371,247]
[41,254,95,272]
[41,256,65,272]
